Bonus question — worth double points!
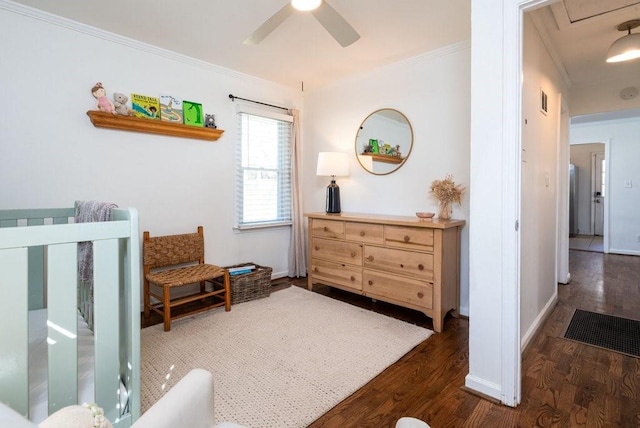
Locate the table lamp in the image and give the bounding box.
[316,152,350,214]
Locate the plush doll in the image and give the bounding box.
[113,93,133,116]
[205,114,217,128]
[91,82,116,114]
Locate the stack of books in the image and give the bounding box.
[228,265,256,276]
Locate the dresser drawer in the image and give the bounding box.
[311,219,345,239]
[345,222,384,245]
[384,226,434,251]
[310,259,362,291]
[312,237,362,266]
[363,245,433,280]
[363,270,433,310]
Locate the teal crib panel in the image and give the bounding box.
[47,242,79,414]
[0,247,29,417]
[111,208,141,423]
[0,206,140,428]
[93,238,121,424]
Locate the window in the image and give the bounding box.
[235,108,293,229]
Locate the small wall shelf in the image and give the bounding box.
[360,153,404,164]
[87,111,224,141]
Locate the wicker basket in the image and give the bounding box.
[215,263,272,304]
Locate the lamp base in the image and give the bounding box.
[326,180,341,214]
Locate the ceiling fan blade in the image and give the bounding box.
[311,1,360,47]
[244,3,295,45]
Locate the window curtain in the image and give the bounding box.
[288,109,306,277]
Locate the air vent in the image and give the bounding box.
[540,88,549,116]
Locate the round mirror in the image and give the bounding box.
[354,109,413,175]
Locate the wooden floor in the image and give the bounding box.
[307,250,640,427]
[142,251,640,427]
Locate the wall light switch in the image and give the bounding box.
[624,180,633,188]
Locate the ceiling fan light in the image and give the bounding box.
[291,0,321,11]
[606,32,640,63]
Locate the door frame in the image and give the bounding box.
[590,150,606,237]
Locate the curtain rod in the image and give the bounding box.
[228,94,289,112]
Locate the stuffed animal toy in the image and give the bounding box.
[91,82,116,114]
[205,114,217,128]
[113,93,133,116]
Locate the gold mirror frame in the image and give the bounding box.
[354,108,413,175]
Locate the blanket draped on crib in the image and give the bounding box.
[75,200,118,329]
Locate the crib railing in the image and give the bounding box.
[0,206,140,427]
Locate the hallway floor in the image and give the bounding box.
[569,234,603,252]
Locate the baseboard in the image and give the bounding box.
[464,374,502,403]
[520,292,558,351]
[607,248,640,256]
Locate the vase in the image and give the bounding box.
[438,201,452,220]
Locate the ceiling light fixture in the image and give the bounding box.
[291,0,322,11]
[606,19,640,63]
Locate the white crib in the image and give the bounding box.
[0,205,141,427]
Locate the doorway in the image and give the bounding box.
[569,143,606,253]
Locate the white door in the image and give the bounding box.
[592,152,605,236]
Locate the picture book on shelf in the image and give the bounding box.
[159,94,183,123]
[131,93,160,120]
[183,100,204,127]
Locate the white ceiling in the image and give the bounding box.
[530,0,640,87]
[9,0,471,90]
[9,0,640,91]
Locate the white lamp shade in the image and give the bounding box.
[317,152,350,177]
[291,0,321,11]
[606,32,640,63]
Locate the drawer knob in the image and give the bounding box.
[404,235,410,242]
[314,267,318,272]
[350,276,356,281]
[418,264,424,270]
[366,255,374,262]
[417,292,424,299]
[324,226,328,232]
[368,280,373,285]
[400,263,404,268]
[360,231,365,236]
[351,251,356,258]
[315,246,319,251]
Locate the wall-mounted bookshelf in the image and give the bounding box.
[87,111,224,141]
[359,153,403,164]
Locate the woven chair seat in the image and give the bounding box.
[146,264,226,287]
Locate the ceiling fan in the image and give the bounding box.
[244,0,360,47]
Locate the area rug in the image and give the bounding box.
[141,286,432,427]
[564,309,640,358]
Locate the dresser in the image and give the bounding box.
[305,212,464,332]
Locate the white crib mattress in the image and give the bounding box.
[28,309,95,424]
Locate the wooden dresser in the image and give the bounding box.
[305,212,465,332]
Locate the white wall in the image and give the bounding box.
[0,4,302,279]
[302,42,471,316]
[519,14,568,348]
[570,143,605,235]
[571,118,640,255]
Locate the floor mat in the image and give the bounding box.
[564,309,640,358]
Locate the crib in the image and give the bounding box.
[0,204,141,427]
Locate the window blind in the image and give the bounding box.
[235,111,293,229]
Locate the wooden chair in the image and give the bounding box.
[143,226,230,331]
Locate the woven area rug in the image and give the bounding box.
[564,309,640,358]
[141,286,432,427]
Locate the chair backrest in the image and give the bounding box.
[143,226,205,269]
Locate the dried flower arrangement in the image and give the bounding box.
[430,174,465,220]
